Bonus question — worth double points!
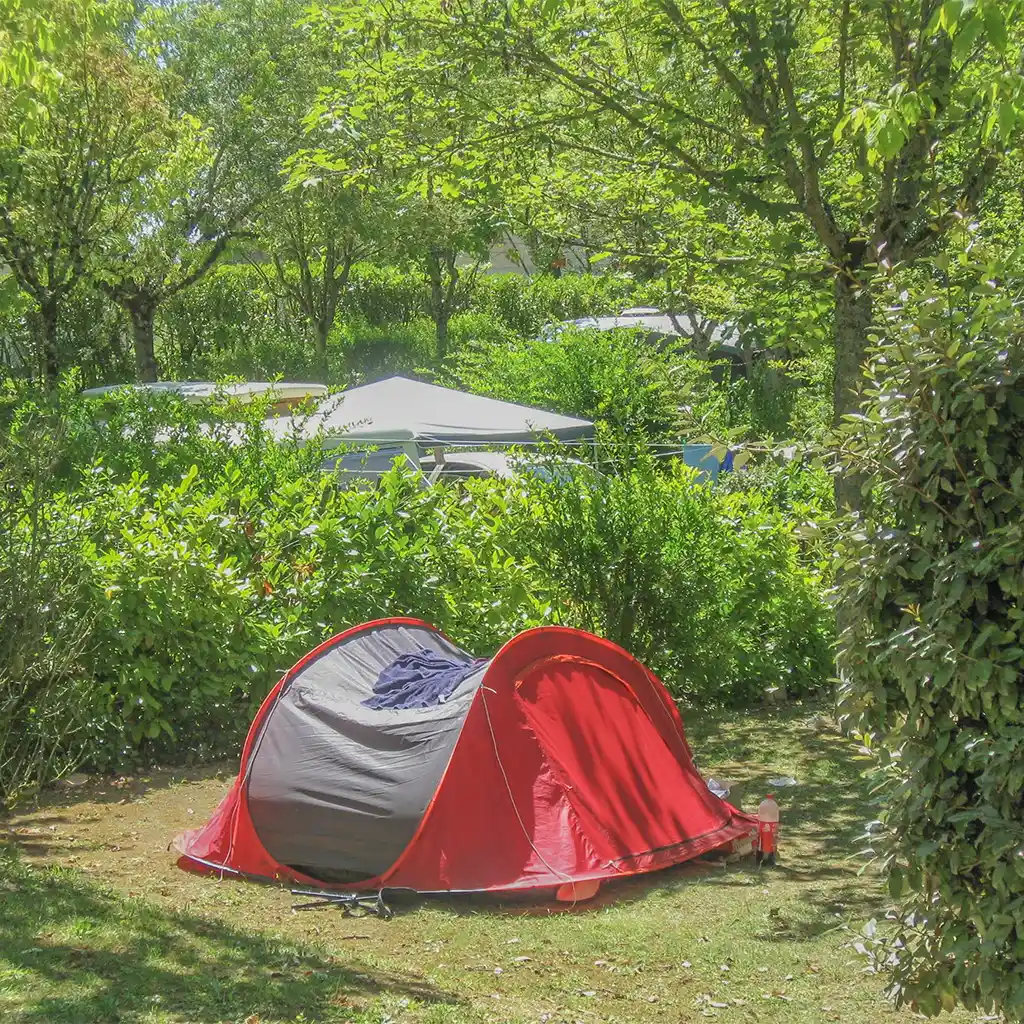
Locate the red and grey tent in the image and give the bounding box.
[174,619,754,896]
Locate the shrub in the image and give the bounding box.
[837,265,1024,1020]
[0,378,99,806]
[0,385,831,802]
[472,272,637,336]
[718,456,835,574]
[159,265,311,382]
[346,263,430,326]
[444,326,682,439]
[515,446,832,704]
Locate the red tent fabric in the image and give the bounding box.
[174,619,754,894]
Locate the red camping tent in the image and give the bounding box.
[174,619,754,895]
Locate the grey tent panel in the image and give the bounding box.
[266,375,594,447]
[246,624,487,882]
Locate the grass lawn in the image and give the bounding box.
[0,704,981,1024]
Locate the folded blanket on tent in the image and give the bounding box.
[363,648,484,710]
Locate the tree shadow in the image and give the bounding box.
[0,847,462,1024]
[1,764,236,860]
[5,762,236,814]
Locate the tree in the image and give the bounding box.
[293,19,508,362]
[258,178,388,378]
[97,115,247,382]
[0,0,166,382]
[325,0,1024,506]
[0,0,77,119]
[398,192,501,359]
[150,0,376,380]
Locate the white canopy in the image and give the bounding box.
[269,375,594,449]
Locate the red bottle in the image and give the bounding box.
[756,794,779,867]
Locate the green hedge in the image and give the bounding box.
[153,263,642,383]
[837,268,1024,1020]
[0,385,832,806]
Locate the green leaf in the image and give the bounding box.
[983,3,1007,51]
[997,101,1017,141]
[940,0,964,30]
[888,865,905,897]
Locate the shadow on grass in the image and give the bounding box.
[8,761,235,814]
[0,846,461,1024]
[0,763,236,861]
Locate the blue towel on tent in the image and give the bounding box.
[363,647,483,710]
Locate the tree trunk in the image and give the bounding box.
[434,309,450,361]
[313,320,329,382]
[833,271,872,512]
[129,301,159,383]
[425,249,453,361]
[38,297,60,387]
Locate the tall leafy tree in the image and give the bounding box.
[164,0,389,379]
[398,191,502,358]
[324,0,1024,505]
[258,177,390,377]
[293,18,508,362]
[0,0,166,382]
[96,115,248,382]
[93,0,318,382]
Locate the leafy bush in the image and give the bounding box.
[346,263,430,326]
[718,456,835,574]
[444,326,682,439]
[837,266,1024,1020]
[516,447,832,704]
[0,383,830,804]
[159,265,311,381]
[0,282,132,387]
[472,272,637,336]
[0,379,100,806]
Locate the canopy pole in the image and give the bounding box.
[427,445,446,485]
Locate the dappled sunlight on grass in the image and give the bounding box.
[0,704,985,1023]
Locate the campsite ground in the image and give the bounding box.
[0,706,981,1024]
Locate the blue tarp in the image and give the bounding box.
[682,443,732,482]
[363,648,484,710]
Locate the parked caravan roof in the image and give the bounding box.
[81,381,329,413]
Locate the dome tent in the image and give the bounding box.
[174,619,754,897]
